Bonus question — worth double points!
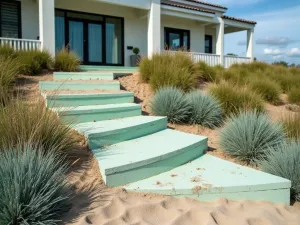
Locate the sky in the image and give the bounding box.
[211,0,300,64]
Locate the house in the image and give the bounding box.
[0,0,256,68]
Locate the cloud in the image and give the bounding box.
[264,48,282,56]
[256,37,298,47]
[272,55,283,60]
[212,0,263,6]
[237,40,246,46]
[287,48,300,57]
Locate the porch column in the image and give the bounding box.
[216,17,224,66]
[247,28,254,61]
[147,0,161,58]
[39,0,55,55]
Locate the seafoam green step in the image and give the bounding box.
[125,154,291,204]
[52,103,141,123]
[80,65,138,72]
[53,72,114,81]
[73,116,168,149]
[39,80,120,91]
[45,92,134,107]
[94,129,208,186]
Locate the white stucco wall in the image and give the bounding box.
[56,0,148,66]
[161,15,205,53]
[21,0,39,40]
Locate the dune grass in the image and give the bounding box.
[0,99,77,154]
[0,143,71,225]
[139,52,198,92]
[288,87,300,105]
[54,48,80,72]
[209,81,265,116]
[282,112,300,140]
[220,110,285,164]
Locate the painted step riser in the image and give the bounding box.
[80,66,137,72]
[88,118,168,149]
[47,95,134,107]
[54,73,114,81]
[103,141,208,187]
[60,108,142,124]
[39,82,120,91]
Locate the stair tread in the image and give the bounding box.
[94,129,207,176]
[45,91,133,97]
[73,116,166,137]
[40,80,119,84]
[52,103,140,113]
[125,154,291,194]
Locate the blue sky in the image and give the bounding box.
[212,0,300,64]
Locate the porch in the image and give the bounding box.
[0,0,255,68]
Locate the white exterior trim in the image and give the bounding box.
[216,17,224,66]
[148,0,161,57]
[39,0,55,55]
[247,28,254,60]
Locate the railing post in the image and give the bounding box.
[216,17,225,66]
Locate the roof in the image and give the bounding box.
[222,15,257,25]
[183,0,228,10]
[161,1,215,14]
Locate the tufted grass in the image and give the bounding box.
[54,48,80,72]
[219,110,285,164]
[150,86,191,123]
[259,141,300,201]
[185,90,223,128]
[0,143,71,225]
[282,112,300,141]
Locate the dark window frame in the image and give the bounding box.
[164,27,190,51]
[55,8,125,66]
[205,35,213,54]
[0,0,22,38]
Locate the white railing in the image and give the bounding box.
[162,50,221,67]
[224,55,252,68]
[0,37,41,51]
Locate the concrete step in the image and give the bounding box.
[74,116,167,149]
[52,103,141,123]
[39,80,120,91]
[44,92,134,107]
[94,129,208,186]
[80,65,138,72]
[53,72,114,81]
[125,154,291,204]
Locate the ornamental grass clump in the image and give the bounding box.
[219,111,285,164]
[288,87,300,105]
[249,78,281,105]
[0,99,77,154]
[197,61,217,82]
[139,52,198,92]
[150,86,191,123]
[282,112,300,140]
[55,48,80,72]
[209,81,265,116]
[0,143,71,225]
[259,141,300,201]
[185,90,223,128]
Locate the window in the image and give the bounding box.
[205,35,213,54]
[164,28,190,51]
[0,0,21,38]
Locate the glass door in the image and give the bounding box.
[88,23,103,64]
[68,20,84,61]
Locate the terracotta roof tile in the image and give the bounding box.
[183,0,227,10]
[161,1,216,14]
[222,15,257,25]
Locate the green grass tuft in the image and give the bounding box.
[249,78,281,105]
[282,112,300,140]
[209,81,265,116]
[259,141,300,201]
[54,49,80,72]
[185,90,223,128]
[0,100,77,154]
[197,61,217,82]
[150,86,191,123]
[0,143,71,224]
[139,52,198,92]
[220,110,285,164]
[288,87,300,105]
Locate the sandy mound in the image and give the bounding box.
[72,191,300,225]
